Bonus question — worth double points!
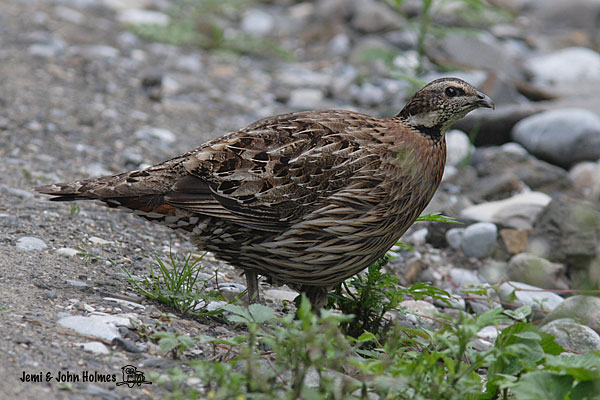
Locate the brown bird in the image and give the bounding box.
[36,77,494,309]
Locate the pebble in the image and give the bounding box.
[460,191,551,228]
[350,0,405,33]
[241,8,275,37]
[507,253,566,290]
[541,318,600,353]
[16,237,47,251]
[474,325,500,351]
[135,126,177,143]
[264,289,298,303]
[525,46,600,85]
[351,82,386,106]
[88,236,112,245]
[66,279,89,288]
[287,88,325,109]
[544,295,600,332]
[569,161,600,199]
[0,183,34,198]
[58,314,132,342]
[117,9,170,27]
[55,6,86,25]
[77,341,110,355]
[511,108,600,168]
[57,247,79,257]
[461,222,497,259]
[446,130,473,167]
[496,281,564,316]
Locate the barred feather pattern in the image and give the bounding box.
[36,78,494,307]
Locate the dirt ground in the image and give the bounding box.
[0,1,266,398]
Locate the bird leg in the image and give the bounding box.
[245,270,260,304]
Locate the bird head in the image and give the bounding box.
[397,77,494,139]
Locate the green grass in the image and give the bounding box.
[120,250,231,318]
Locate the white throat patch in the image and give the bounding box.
[406,110,441,128]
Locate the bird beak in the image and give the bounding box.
[475,91,495,109]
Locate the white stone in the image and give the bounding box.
[88,236,112,245]
[525,47,600,85]
[57,247,79,257]
[118,9,170,26]
[58,314,132,342]
[76,341,111,355]
[16,237,47,251]
[240,9,274,37]
[288,88,325,109]
[135,126,176,143]
[460,192,551,224]
[446,129,473,167]
[264,289,298,303]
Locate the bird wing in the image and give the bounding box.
[164,110,383,231]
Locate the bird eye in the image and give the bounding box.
[445,87,458,97]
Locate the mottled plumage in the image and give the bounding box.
[36,78,494,308]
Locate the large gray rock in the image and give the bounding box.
[541,318,600,353]
[507,253,567,290]
[544,296,600,332]
[530,197,599,273]
[511,108,600,168]
[525,47,600,85]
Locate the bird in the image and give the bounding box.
[36,77,494,309]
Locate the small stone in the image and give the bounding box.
[135,126,176,143]
[76,45,120,59]
[118,9,170,26]
[288,88,325,109]
[0,183,34,198]
[16,237,47,251]
[461,192,551,229]
[499,229,528,255]
[241,8,274,37]
[350,0,405,33]
[461,222,497,259]
[88,236,112,245]
[352,82,386,106]
[175,55,203,74]
[446,130,473,167]
[57,314,131,342]
[474,325,501,351]
[264,289,298,303]
[66,279,89,288]
[507,253,566,290]
[57,248,79,257]
[540,318,600,353]
[77,341,110,355]
[569,161,600,199]
[55,6,86,24]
